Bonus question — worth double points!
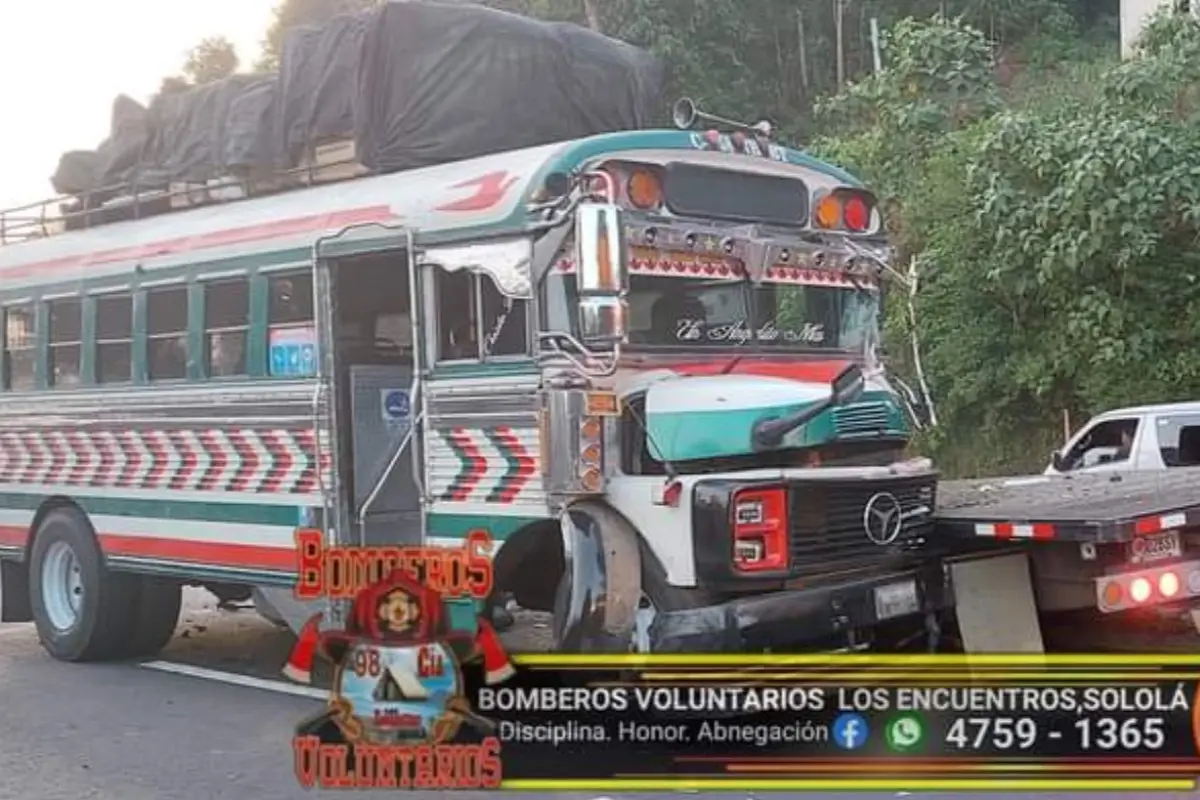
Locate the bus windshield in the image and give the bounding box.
[544,271,880,352]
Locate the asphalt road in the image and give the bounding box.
[0,589,1196,799]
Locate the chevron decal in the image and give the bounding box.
[435,426,540,505]
[483,426,536,503]
[440,428,488,501]
[0,428,321,495]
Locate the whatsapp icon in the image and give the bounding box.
[885,714,925,752]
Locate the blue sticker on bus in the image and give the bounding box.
[382,389,410,422]
[270,346,289,377]
[300,344,316,375]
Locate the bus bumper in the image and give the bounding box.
[646,560,955,652]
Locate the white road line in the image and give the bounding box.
[141,660,328,701]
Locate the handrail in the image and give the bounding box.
[0,154,368,246]
[357,376,422,527]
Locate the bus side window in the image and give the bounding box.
[204,279,249,377]
[48,298,82,388]
[96,293,133,384]
[3,304,35,391]
[147,285,189,381]
[480,274,528,358]
[435,268,479,361]
[267,271,315,377]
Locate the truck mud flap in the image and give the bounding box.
[950,551,1044,653]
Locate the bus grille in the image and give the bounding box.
[832,402,893,437]
[788,476,936,578]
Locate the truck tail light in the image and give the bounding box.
[1097,564,1195,612]
[731,487,789,573]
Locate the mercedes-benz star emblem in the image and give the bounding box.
[863,492,903,546]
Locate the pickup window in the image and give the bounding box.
[1060,417,1139,471]
[1156,414,1200,467]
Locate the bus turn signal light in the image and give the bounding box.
[626,169,663,210]
[814,195,841,229]
[813,190,875,233]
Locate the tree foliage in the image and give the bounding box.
[183,36,240,85]
[158,36,239,98]
[805,8,1200,475]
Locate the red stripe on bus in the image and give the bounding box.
[97,534,296,571]
[670,359,853,384]
[0,524,26,547]
[0,525,293,571]
[7,205,399,279]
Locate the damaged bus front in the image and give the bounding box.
[513,120,953,653]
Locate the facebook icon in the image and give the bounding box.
[832,713,869,750]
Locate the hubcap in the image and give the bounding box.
[41,541,84,631]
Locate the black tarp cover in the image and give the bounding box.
[95,95,153,190]
[224,75,283,172]
[278,12,370,163]
[48,1,665,200]
[144,75,265,183]
[354,1,665,172]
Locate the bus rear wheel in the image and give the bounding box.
[29,507,140,661]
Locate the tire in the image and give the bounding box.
[124,576,182,658]
[28,507,139,661]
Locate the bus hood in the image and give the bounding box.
[640,361,906,462]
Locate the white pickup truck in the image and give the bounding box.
[1046,401,1200,475]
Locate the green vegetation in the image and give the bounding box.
[807,8,1200,476]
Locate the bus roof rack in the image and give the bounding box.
[0,140,371,247]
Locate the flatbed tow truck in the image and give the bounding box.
[933,467,1200,652]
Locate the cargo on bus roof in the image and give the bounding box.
[7,0,664,243]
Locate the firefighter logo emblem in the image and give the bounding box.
[286,572,514,747]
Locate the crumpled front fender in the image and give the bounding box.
[552,501,642,652]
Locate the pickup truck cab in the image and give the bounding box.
[1046,401,1200,475]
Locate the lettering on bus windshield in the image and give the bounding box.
[676,318,826,345]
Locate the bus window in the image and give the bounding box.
[269,272,314,327]
[267,271,315,377]
[147,285,188,381]
[435,268,478,361]
[480,274,528,358]
[3,304,35,391]
[48,298,82,388]
[96,293,132,384]
[204,279,248,377]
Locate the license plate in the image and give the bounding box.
[1129,531,1182,564]
[874,580,920,620]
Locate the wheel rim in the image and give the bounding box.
[41,540,84,631]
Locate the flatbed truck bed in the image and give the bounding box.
[934,467,1200,543]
